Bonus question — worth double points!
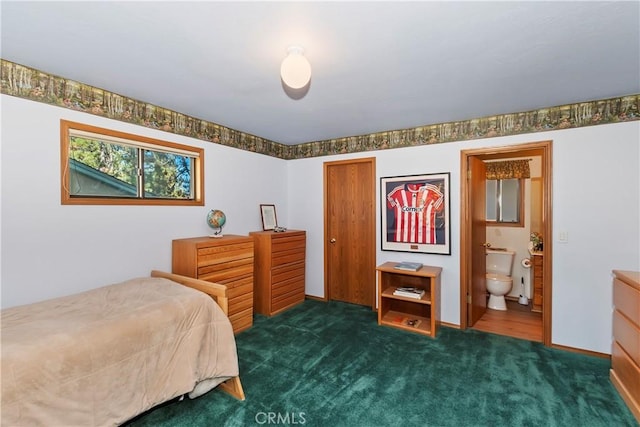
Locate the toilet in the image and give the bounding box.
[486,248,515,311]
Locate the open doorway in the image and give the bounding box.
[460,141,552,345]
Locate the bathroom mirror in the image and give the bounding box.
[486,178,523,226]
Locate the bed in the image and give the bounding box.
[1,270,245,426]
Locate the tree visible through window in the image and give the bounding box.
[61,120,204,205]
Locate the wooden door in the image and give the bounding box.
[324,158,376,307]
[469,157,487,325]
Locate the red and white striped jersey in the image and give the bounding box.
[386,183,444,244]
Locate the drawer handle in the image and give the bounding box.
[330,238,336,243]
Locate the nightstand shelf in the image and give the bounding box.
[377,262,441,337]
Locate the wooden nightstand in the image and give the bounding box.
[376,262,441,337]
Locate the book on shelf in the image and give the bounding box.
[394,261,423,271]
[393,287,425,299]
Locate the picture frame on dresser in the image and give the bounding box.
[260,204,278,231]
[380,172,451,255]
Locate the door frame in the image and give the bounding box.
[323,157,377,309]
[460,140,553,346]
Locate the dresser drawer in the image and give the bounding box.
[272,233,306,251]
[273,261,305,282]
[612,341,640,403]
[272,234,306,267]
[229,291,254,316]
[272,290,305,314]
[197,243,253,266]
[533,276,543,289]
[198,260,253,283]
[273,275,304,297]
[229,308,253,333]
[614,309,640,366]
[533,293,543,306]
[227,278,253,297]
[614,278,640,326]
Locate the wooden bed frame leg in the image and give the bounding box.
[219,376,245,401]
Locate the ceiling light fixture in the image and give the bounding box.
[280,45,311,89]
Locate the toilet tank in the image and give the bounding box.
[486,249,515,276]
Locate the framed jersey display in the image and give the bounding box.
[381,172,450,255]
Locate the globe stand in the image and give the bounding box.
[209,227,224,238]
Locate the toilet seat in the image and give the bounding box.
[486,273,511,283]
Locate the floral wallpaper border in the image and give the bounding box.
[2,59,638,160]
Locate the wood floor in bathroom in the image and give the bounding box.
[472,300,543,342]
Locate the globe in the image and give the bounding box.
[206,209,226,237]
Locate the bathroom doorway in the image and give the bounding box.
[460,141,552,345]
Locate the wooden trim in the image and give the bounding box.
[60,119,204,206]
[460,140,552,346]
[305,294,327,302]
[550,343,611,359]
[150,270,229,315]
[440,321,461,329]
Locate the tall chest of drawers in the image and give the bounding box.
[172,235,254,334]
[250,230,306,316]
[611,269,640,423]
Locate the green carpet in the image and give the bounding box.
[126,300,637,427]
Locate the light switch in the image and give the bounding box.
[558,231,568,243]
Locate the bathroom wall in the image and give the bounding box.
[486,157,542,299]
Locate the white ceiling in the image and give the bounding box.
[2,1,639,145]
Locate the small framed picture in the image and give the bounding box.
[260,204,278,230]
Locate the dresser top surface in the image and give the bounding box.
[249,230,305,236]
[172,235,252,244]
[377,262,442,277]
[613,270,640,289]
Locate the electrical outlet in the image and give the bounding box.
[558,231,568,243]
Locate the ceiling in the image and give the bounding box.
[2,1,639,145]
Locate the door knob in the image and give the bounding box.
[482,242,491,248]
[330,238,336,243]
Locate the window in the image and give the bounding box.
[61,120,204,205]
[486,178,524,226]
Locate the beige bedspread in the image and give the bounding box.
[1,276,239,426]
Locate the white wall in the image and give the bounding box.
[2,93,639,354]
[1,95,288,308]
[288,122,640,354]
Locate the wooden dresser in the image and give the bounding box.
[249,230,306,316]
[611,269,640,423]
[172,235,254,334]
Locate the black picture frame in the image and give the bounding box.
[380,172,450,255]
[260,204,278,231]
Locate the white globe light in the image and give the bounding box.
[280,46,311,89]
